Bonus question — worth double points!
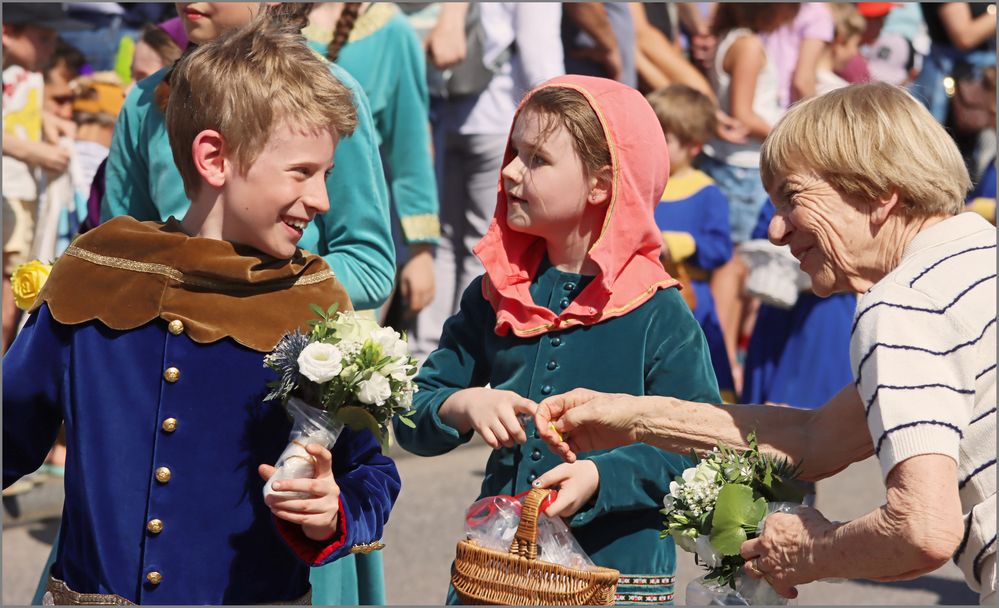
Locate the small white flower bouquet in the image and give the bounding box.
[661,433,805,605]
[262,304,417,499]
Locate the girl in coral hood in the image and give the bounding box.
[394,75,720,603]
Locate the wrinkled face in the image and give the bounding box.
[175,2,264,45]
[767,171,871,296]
[501,109,598,239]
[832,34,862,72]
[2,24,58,71]
[44,62,75,121]
[131,39,167,84]
[220,122,336,259]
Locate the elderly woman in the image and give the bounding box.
[536,83,996,603]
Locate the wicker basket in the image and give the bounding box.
[452,488,620,605]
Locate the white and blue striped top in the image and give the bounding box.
[851,211,996,600]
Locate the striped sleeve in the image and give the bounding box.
[852,286,981,480]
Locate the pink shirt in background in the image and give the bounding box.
[760,2,834,109]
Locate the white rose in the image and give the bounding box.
[297,342,343,383]
[695,535,723,568]
[383,359,415,382]
[668,480,680,497]
[357,372,392,405]
[333,312,382,343]
[370,326,402,353]
[662,494,675,513]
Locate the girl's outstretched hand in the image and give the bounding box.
[259,443,341,541]
[438,387,538,449]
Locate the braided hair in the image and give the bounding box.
[325,3,362,63]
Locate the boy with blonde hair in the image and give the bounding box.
[816,4,867,95]
[3,14,400,605]
[647,84,736,402]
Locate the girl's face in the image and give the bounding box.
[501,110,606,240]
[832,34,862,72]
[175,3,267,45]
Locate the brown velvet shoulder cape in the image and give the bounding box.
[32,216,352,353]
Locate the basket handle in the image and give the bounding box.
[509,487,551,559]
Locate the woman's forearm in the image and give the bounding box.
[637,384,873,481]
[810,455,964,582]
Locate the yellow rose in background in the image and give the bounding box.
[12,260,52,311]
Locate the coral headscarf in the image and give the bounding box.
[474,75,678,337]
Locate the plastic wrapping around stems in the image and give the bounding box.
[263,397,343,500]
[685,503,801,606]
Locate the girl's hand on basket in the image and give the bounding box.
[258,443,342,541]
[531,460,599,518]
[438,387,538,449]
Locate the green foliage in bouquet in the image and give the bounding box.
[263,303,418,448]
[660,432,804,589]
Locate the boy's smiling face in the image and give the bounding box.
[219,122,336,259]
[501,109,602,239]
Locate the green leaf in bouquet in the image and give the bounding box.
[397,412,417,429]
[336,405,381,434]
[709,484,767,556]
[309,303,328,320]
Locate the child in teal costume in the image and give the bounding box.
[301,4,438,603]
[101,3,395,312]
[394,75,720,605]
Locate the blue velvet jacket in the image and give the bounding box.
[2,220,401,604]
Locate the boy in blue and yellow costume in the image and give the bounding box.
[647,85,736,402]
[393,75,720,605]
[2,17,400,605]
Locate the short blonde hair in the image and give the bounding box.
[828,3,865,41]
[761,83,970,216]
[165,12,357,196]
[646,84,718,146]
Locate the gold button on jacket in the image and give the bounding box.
[163,367,180,383]
[146,571,162,585]
[167,319,185,335]
[155,467,171,483]
[147,519,163,534]
[161,418,177,433]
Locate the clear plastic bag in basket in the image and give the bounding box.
[463,490,598,571]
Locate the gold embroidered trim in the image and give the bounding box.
[64,246,334,291]
[349,3,397,44]
[400,213,441,242]
[349,541,386,554]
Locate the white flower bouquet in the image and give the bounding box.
[661,433,805,605]
[262,305,417,499]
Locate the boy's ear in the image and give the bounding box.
[587,164,613,206]
[192,130,226,189]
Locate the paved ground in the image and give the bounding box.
[3,442,977,605]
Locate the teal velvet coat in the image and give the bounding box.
[393,261,721,604]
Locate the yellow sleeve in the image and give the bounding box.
[662,231,696,262]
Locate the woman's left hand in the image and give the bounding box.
[259,443,342,541]
[739,506,837,599]
[531,460,600,518]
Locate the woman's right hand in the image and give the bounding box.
[438,387,538,449]
[535,388,649,461]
